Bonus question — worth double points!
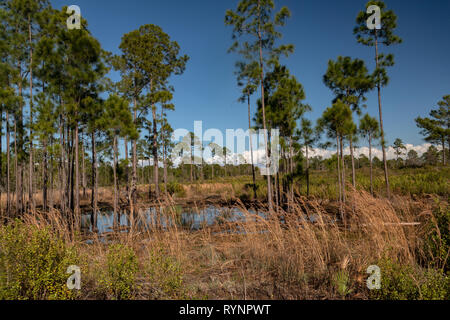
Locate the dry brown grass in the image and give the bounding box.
[3,189,439,300]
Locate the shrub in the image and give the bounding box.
[167,182,186,198]
[332,270,353,297]
[144,247,184,299]
[98,244,139,300]
[0,221,80,300]
[370,258,449,300]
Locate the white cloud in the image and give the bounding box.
[309,143,436,160]
[168,143,438,168]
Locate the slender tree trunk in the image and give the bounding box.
[75,120,80,228]
[68,126,73,213]
[140,159,143,186]
[91,132,98,232]
[248,94,257,198]
[289,138,294,201]
[81,134,86,198]
[223,152,227,178]
[148,157,153,199]
[306,145,310,197]
[6,111,10,216]
[113,135,118,228]
[368,134,374,195]
[442,138,446,166]
[59,114,66,214]
[340,136,346,203]
[336,136,342,203]
[200,157,204,182]
[152,106,159,198]
[190,148,193,183]
[49,136,54,210]
[131,97,137,218]
[28,16,35,213]
[375,30,391,198]
[274,171,279,210]
[43,137,48,212]
[257,0,273,211]
[350,137,356,188]
[125,138,130,205]
[68,129,73,217]
[16,78,23,215]
[447,135,450,166]
[163,146,168,197]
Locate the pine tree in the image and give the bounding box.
[1,0,29,214]
[297,118,318,197]
[159,116,174,196]
[359,114,380,195]
[101,94,137,227]
[208,142,222,180]
[392,138,406,166]
[406,150,420,167]
[255,64,309,203]
[317,100,354,207]
[236,60,259,198]
[354,1,402,198]
[116,24,188,203]
[324,56,373,190]
[226,0,293,210]
[416,95,450,166]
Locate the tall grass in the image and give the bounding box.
[0,190,448,300]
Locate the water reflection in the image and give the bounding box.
[82,206,266,235]
[81,206,323,237]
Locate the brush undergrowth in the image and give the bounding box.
[0,188,448,300]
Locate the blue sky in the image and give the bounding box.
[50,0,450,148]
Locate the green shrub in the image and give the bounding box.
[370,258,449,300]
[332,270,353,297]
[166,182,186,198]
[0,222,80,300]
[98,244,139,300]
[144,247,184,299]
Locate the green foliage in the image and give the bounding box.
[255,64,309,137]
[225,0,294,67]
[166,181,185,197]
[318,100,354,141]
[144,247,184,299]
[98,244,139,300]
[332,270,353,297]
[299,167,449,198]
[392,138,406,160]
[323,56,373,115]
[370,258,449,300]
[354,1,402,88]
[388,169,449,196]
[354,1,402,46]
[416,95,449,165]
[0,222,80,300]
[359,114,380,141]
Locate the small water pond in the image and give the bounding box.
[81,206,266,235]
[81,205,324,238]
